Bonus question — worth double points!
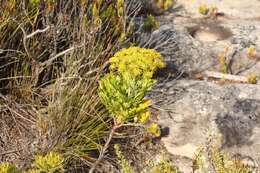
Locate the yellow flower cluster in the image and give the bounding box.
[109,47,165,78]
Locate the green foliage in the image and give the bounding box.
[145,160,180,173]
[98,72,154,123]
[29,0,40,6]
[114,145,179,173]
[32,152,64,173]
[0,163,21,173]
[218,47,229,74]
[142,15,160,32]
[192,136,252,173]
[117,0,124,17]
[109,47,165,78]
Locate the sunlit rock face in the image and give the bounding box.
[151,80,260,172]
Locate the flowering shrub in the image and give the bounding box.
[95,47,165,172]
[100,47,165,124]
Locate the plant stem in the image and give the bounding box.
[89,124,119,173]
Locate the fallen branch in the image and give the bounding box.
[202,71,248,83]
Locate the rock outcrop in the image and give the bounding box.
[152,80,260,172]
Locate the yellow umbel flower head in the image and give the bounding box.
[109,47,165,79]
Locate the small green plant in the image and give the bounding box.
[142,14,160,32]
[114,144,134,173]
[0,162,21,173]
[192,134,252,173]
[31,152,64,173]
[247,73,258,84]
[198,4,218,16]
[141,154,180,173]
[247,45,257,58]
[114,145,180,173]
[29,0,40,6]
[148,160,180,173]
[198,4,210,15]
[148,123,161,137]
[218,46,229,74]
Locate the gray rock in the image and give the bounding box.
[152,80,260,172]
[177,0,260,19]
[171,17,260,77]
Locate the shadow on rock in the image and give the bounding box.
[215,99,260,148]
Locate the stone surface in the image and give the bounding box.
[170,17,260,77]
[147,0,260,78]
[177,0,260,19]
[144,1,260,172]
[152,80,260,172]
